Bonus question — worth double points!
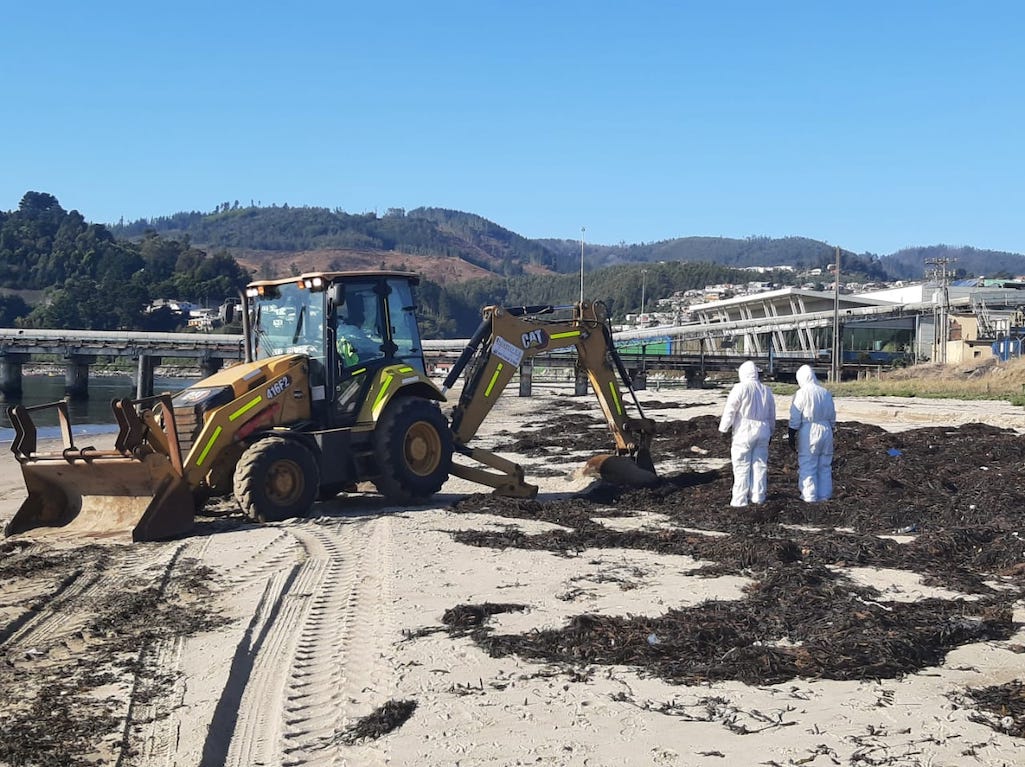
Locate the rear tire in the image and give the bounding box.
[372,398,452,503]
[234,436,320,523]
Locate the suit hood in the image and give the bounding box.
[797,364,818,387]
[738,360,760,382]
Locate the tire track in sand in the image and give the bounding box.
[120,535,215,766]
[1,539,199,767]
[122,526,307,767]
[202,514,396,767]
[1,544,175,652]
[280,515,395,767]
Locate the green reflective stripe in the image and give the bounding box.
[196,426,223,467]
[484,363,504,397]
[229,395,262,421]
[373,374,393,415]
[351,367,367,376]
[550,330,581,339]
[398,366,414,373]
[607,381,623,414]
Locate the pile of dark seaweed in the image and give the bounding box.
[448,410,1025,739]
[0,546,226,766]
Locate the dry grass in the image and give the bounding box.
[830,356,1025,404]
[231,247,499,284]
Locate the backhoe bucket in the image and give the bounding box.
[4,397,195,542]
[596,453,659,487]
[577,449,658,488]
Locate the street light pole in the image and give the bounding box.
[579,227,585,307]
[641,268,648,318]
[831,245,841,383]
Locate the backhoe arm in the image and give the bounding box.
[445,302,657,497]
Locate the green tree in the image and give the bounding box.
[1,192,253,328]
[0,294,30,325]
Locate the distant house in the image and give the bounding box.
[186,308,220,331]
[147,298,195,314]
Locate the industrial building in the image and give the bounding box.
[621,281,1025,371]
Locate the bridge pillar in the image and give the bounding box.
[0,353,30,401]
[574,365,589,396]
[200,357,224,378]
[65,355,95,401]
[518,359,532,397]
[136,355,161,398]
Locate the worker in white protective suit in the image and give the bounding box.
[718,360,776,507]
[787,364,836,502]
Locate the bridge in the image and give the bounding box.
[0,328,244,399]
[0,307,905,400]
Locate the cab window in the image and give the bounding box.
[335,282,385,368]
[386,278,425,373]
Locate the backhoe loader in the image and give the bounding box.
[4,272,658,542]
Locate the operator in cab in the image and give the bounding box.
[335,286,384,368]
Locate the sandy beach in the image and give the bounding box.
[1,384,1024,766]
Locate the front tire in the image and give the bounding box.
[372,398,452,503]
[234,436,320,523]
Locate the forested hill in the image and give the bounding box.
[540,235,891,279]
[0,190,783,336]
[539,236,1025,282]
[115,205,864,278]
[112,204,561,278]
[880,246,1025,281]
[113,203,1025,282]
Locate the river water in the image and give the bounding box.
[0,373,199,442]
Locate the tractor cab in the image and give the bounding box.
[246,272,428,426]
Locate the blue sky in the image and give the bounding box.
[2,1,1023,256]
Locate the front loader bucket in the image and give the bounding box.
[6,454,195,542]
[4,397,195,542]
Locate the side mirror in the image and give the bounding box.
[327,283,345,308]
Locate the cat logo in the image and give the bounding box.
[520,329,548,349]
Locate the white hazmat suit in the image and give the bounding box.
[718,360,776,507]
[788,364,836,502]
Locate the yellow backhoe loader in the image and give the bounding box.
[4,272,658,542]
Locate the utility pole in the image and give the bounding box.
[925,257,955,364]
[641,268,648,319]
[579,227,586,307]
[831,246,841,383]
